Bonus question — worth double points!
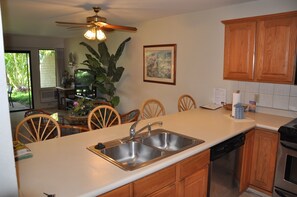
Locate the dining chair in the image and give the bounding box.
[24,109,51,117]
[87,105,121,130]
[59,124,89,136]
[178,94,197,112]
[120,109,140,124]
[15,114,61,144]
[140,99,166,119]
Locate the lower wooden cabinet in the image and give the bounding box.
[177,149,210,197]
[239,129,255,192]
[250,128,278,194]
[99,184,132,197]
[239,128,279,195]
[98,149,210,197]
[133,165,176,197]
[146,184,177,197]
[182,166,209,197]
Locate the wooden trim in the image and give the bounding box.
[222,10,297,24]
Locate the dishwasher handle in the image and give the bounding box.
[210,133,245,161]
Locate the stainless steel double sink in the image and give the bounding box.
[88,129,204,171]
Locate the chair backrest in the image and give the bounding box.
[24,109,51,117]
[120,109,140,124]
[16,114,61,144]
[178,94,197,112]
[140,99,165,119]
[87,105,121,130]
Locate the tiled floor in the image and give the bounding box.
[240,188,269,197]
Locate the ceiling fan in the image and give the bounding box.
[55,7,137,40]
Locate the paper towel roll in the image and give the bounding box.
[232,92,241,117]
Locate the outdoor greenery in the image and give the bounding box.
[5,53,30,91]
[5,52,31,107]
[11,91,31,106]
[80,37,131,107]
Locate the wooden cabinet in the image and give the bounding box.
[239,130,255,193]
[99,184,132,197]
[239,129,278,195]
[133,165,176,197]
[223,21,256,81]
[250,128,278,194]
[181,166,209,197]
[255,16,297,83]
[222,11,297,84]
[177,149,210,197]
[99,149,210,197]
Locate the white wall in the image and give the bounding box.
[65,0,297,117]
[0,4,18,196]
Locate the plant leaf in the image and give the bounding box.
[110,96,120,107]
[111,67,124,82]
[98,42,110,66]
[114,37,131,63]
[80,42,100,60]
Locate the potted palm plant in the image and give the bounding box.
[80,37,131,107]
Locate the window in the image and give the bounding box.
[39,50,56,88]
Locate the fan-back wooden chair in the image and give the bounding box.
[24,109,89,136]
[15,114,61,144]
[24,109,51,117]
[120,109,140,124]
[178,94,197,112]
[140,99,166,119]
[87,105,121,130]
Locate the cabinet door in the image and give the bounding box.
[98,184,132,197]
[133,165,176,197]
[239,130,255,192]
[147,184,177,197]
[177,149,210,197]
[255,16,297,83]
[223,21,256,81]
[250,129,278,194]
[183,166,209,197]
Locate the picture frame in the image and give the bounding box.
[143,44,176,85]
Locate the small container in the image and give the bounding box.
[234,103,245,119]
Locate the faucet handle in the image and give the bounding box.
[148,121,163,134]
[129,120,141,138]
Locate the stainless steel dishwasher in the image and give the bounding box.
[208,133,245,197]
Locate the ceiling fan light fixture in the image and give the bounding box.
[96,29,106,41]
[84,28,106,41]
[84,28,96,40]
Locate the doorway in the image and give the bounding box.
[5,51,33,112]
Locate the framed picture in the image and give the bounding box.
[143,44,176,85]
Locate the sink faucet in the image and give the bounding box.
[129,120,163,140]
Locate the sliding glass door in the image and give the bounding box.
[5,51,33,112]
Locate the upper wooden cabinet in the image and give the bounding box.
[222,11,297,84]
[223,21,256,80]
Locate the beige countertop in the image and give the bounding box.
[17,108,293,197]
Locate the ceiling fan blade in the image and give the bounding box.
[96,22,137,31]
[67,26,89,29]
[99,27,114,32]
[55,21,91,26]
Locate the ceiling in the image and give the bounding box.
[1,0,256,38]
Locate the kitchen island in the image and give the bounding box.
[16,108,293,197]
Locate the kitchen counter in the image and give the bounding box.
[17,108,293,197]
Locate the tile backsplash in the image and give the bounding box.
[231,81,297,112]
